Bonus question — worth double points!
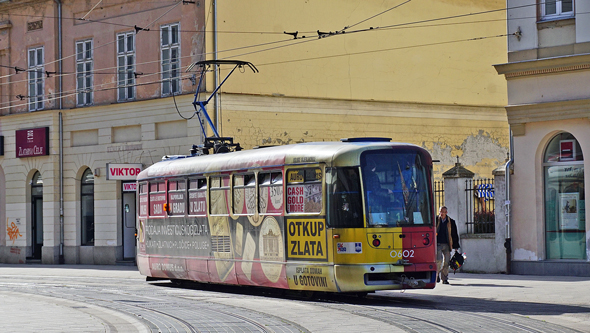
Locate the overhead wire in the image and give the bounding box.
[79,0,103,21]
[0,0,559,109]
[341,0,412,32]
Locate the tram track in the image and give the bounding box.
[1,272,588,333]
[0,277,304,333]
[305,292,585,333]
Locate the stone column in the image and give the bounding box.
[493,165,508,273]
[442,159,475,236]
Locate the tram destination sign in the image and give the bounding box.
[15,127,49,158]
[107,163,143,180]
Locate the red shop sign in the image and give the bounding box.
[15,127,49,158]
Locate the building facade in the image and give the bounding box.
[0,0,205,264]
[495,0,590,275]
[1,0,509,265]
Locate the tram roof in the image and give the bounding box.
[137,141,427,180]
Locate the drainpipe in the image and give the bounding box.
[213,0,220,136]
[54,0,62,109]
[59,112,64,264]
[504,126,514,274]
[55,0,64,264]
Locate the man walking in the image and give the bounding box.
[436,206,460,284]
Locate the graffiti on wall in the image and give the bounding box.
[7,220,22,245]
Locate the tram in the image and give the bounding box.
[136,137,437,293]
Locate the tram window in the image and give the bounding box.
[327,167,363,228]
[259,171,283,214]
[189,178,207,190]
[150,182,159,193]
[361,150,432,226]
[210,175,229,215]
[188,177,207,216]
[139,183,148,194]
[168,179,186,216]
[139,182,148,217]
[149,181,166,216]
[286,168,322,214]
[233,174,256,215]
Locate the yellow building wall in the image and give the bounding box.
[204,1,509,179]
[220,95,508,180]
[208,0,507,106]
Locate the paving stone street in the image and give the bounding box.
[0,265,589,332]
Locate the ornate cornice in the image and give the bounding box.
[505,98,590,125]
[505,63,590,78]
[494,53,590,79]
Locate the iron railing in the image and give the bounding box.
[465,178,495,233]
[434,180,444,212]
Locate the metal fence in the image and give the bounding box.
[434,180,444,213]
[465,178,495,233]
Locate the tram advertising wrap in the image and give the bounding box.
[136,139,437,294]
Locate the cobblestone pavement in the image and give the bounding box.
[0,264,589,332]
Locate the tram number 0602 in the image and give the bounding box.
[389,249,415,259]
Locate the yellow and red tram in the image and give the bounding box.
[136,138,437,292]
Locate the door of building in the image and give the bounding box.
[122,190,136,259]
[31,172,43,259]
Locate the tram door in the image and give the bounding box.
[31,172,43,259]
[122,189,136,259]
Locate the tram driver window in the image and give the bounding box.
[361,151,432,226]
[327,167,363,228]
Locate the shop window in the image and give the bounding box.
[540,0,574,20]
[81,168,94,246]
[543,132,585,259]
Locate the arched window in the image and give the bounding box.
[543,132,585,259]
[81,169,94,246]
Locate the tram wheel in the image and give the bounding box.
[300,290,315,299]
[170,279,185,287]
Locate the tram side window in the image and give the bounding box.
[188,178,207,216]
[286,168,322,214]
[327,167,363,228]
[259,171,283,215]
[233,174,256,216]
[210,175,230,215]
[168,179,186,216]
[139,182,148,217]
[149,181,166,217]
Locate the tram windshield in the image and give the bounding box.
[361,150,432,227]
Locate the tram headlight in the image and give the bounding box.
[372,239,381,247]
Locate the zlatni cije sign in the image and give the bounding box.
[16,127,49,158]
[107,163,143,180]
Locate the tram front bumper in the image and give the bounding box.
[334,264,435,292]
